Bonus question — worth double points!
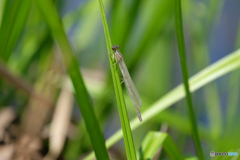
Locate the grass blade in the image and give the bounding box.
[174,0,204,159]
[85,47,240,159]
[34,0,110,159]
[97,0,137,159]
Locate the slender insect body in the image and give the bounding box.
[112,45,142,122]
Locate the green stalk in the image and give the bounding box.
[174,0,204,159]
[97,0,137,159]
[34,0,110,159]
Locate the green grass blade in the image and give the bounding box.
[85,47,240,159]
[138,131,184,160]
[174,0,204,159]
[0,0,31,62]
[34,0,110,159]
[97,0,137,159]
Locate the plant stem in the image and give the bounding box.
[97,0,137,159]
[174,0,204,159]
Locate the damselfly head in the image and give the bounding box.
[112,45,119,50]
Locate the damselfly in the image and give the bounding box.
[112,45,142,122]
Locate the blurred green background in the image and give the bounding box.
[0,0,240,159]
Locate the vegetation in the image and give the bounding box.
[0,0,239,159]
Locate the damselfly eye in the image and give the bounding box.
[112,45,120,50]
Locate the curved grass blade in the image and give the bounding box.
[34,0,110,159]
[85,48,240,160]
